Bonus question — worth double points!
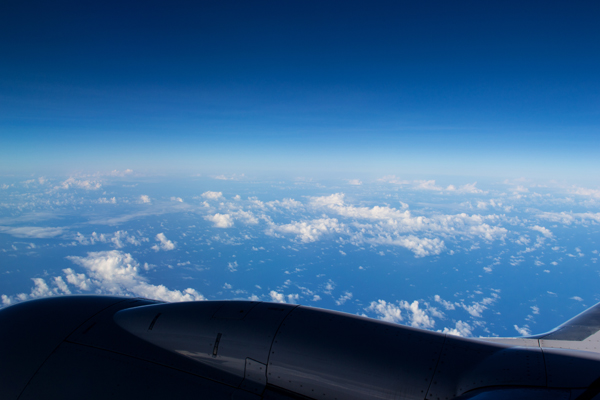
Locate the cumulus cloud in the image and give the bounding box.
[336,291,353,305]
[266,218,345,243]
[414,180,444,191]
[152,233,176,251]
[109,169,133,177]
[258,192,508,258]
[309,193,507,242]
[270,291,286,303]
[110,230,145,248]
[228,261,238,272]
[571,186,600,199]
[266,198,303,210]
[347,179,362,186]
[514,325,531,336]
[0,275,74,304]
[202,191,224,200]
[56,177,102,190]
[442,321,473,337]
[64,268,92,290]
[457,297,496,318]
[205,213,234,228]
[214,174,244,181]
[231,210,259,225]
[531,225,553,238]
[3,251,203,304]
[377,175,410,185]
[66,251,204,301]
[367,300,404,324]
[446,182,485,194]
[434,295,456,310]
[537,211,600,225]
[140,195,151,204]
[367,299,435,329]
[366,235,445,257]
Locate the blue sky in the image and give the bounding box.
[1,1,599,180]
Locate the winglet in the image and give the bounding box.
[537,302,600,341]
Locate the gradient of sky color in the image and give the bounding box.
[1,1,599,180]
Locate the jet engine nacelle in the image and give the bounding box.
[2,296,600,400]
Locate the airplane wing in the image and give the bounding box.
[2,295,600,400]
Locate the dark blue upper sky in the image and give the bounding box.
[1,1,599,179]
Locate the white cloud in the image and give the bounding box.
[266,198,303,210]
[414,180,444,191]
[232,210,259,225]
[109,169,133,177]
[457,301,489,318]
[29,278,54,298]
[270,291,286,303]
[66,251,204,302]
[214,174,244,181]
[366,235,445,257]
[98,197,117,204]
[110,230,144,248]
[63,268,93,290]
[377,175,411,185]
[201,191,224,200]
[442,321,473,337]
[514,324,531,336]
[266,218,345,243]
[228,261,238,272]
[367,300,403,324]
[140,195,151,204]
[512,185,529,193]
[531,306,540,314]
[347,179,362,186]
[205,213,234,228]
[323,279,336,294]
[0,226,64,238]
[403,300,435,329]
[2,250,209,305]
[531,225,553,238]
[459,182,484,194]
[571,296,584,302]
[309,193,346,207]
[571,186,600,199]
[367,299,435,329]
[53,276,71,294]
[309,193,507,243]
[170,197,183,202]
[336,291,353,305]
[537,211,600,225]
[434,295,456,310]
[152,233,176,251]
[56,177,102,190]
